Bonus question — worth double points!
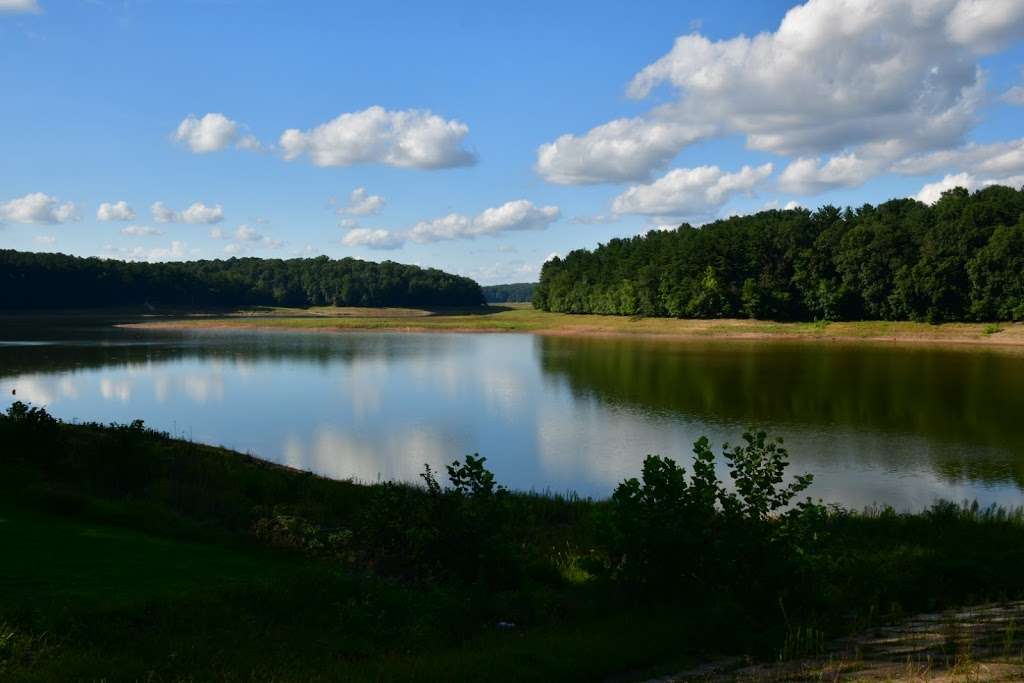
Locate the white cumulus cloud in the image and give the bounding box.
[894,138,1024,177]
[341,228,405,250]
[337,187,385,216]
[340,200,561,250]
[151,201,224,224]
[944,0,1024,53]
[472,200,561,235]
[236,134,262,151]
[280,106,476,169]
[781,135,1024,197]
[0,193,78,224]
[914,172,1024,204]
[536,118,713,184]
[103,240,190,263]
[173,113,254,153]
[537,0,1024,186]
[778,154,883,195]
[915,173,983,204]
[0,0,40,13]
[97,201,136,221]
[235,224,262,242]
[121,225,162,236]
[227,224,283,249]
[407,214,471,243]
[151,201,177,223]
[409,200,560,244]
[612,164,773,221]
[180,202,224,224]
[1003,86,1024,106]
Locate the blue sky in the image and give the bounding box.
[2,0,1023,284]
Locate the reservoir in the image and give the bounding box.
[3,326,1022,509]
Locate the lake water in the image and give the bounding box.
[2,325,1023,509]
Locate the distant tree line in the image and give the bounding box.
[0,251,484,309]
[535,186,1024,322]
[482,282,536,304]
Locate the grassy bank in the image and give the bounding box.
[110,304,1024,348]
[3,405,1024,680]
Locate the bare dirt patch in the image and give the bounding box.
[648,602,1024,682]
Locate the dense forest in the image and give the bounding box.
[535,185,1024,322]
[482,282,536,303]
[0,251,484,310]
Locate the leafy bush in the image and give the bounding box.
[5,401,56,428]
[357,455,517,586]
[420,455,515,585]
[610,431,823,596]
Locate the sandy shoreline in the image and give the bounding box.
[118,316,1024,351]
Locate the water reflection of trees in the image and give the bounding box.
[0,328,458,378]
[537,336,1024,488]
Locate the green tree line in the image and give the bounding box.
[0,251,484,309]
[482,282,536,303]
[535,185,1024,322]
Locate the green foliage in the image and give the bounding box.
[538,185,1024,322]
[686,265,731,317]
[5,400,56,427]
[482,282,536,303]
[406,454,515,585]
[968,223,1024,321]
[0,250,484,309]
[610,432,820,594]
[446,454,505,498]
[719,431,814,522]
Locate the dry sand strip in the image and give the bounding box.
[115,309,1024,350]
[645,602,1024,682]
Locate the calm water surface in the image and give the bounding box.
[2,325,1023,509]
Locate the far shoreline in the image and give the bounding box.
[3,305,1022,350]
[103,305,1024,351]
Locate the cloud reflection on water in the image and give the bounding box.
[2,330,1022,509]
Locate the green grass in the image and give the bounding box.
[0,413,706,681]
[3,409,1024,680]
[0,505,281,611]
[0,501,704,682]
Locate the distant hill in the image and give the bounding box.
[536,185,1024,323]
[0,250,484,310]
[482,282,536,304]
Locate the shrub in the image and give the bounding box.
[4,401,56,428]
[359,455,517,586]
[610,431,823,597]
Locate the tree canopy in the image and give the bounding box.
[535,186,1024,322]
[482,282,536,304]
[0,251,484,310]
